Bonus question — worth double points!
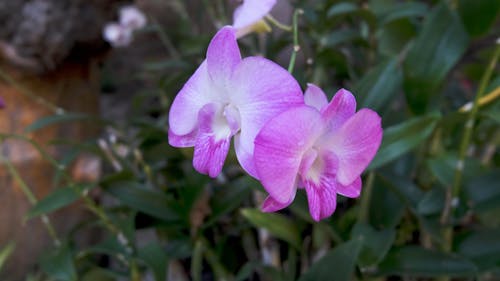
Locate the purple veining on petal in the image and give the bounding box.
[254,85,382,221]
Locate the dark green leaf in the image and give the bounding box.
[298,239,362,281]
[138,242,168,281]
[368,113,440,169]
[377,19,416,56]
[351,223,395,267]
[327,2,358,18]
[355,58,403,111]
[40,243,77,281]
[241,208,301,250]
[377,246,477,277]
[458,0,500,36]
[320,29,361,48]
[459,228,500,271]
[403,3,469,113]
[464,169,500,213]
[417,187,445,215]
[380,2,428,24]
[105,181,179,221]
[27,186,85,219]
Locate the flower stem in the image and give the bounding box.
[0,67,64,114]
[265,15,292,31]
[287,9,303,74]
[0,147,61,247]
[440,42,500,253]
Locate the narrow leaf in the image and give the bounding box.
[368,113,440,169]
[27,186,83,219]
[298,239,362,281]
[377,246,477,277]
[241,208,301,250]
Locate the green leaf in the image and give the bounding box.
[27,186,84,219]
[138,242,168,281]
[459,228,500,271]
[403,3,469,113]
[104,181,179,221]
[417,187,445,216]
[377,18,416,57]
[298,239,362,281]
[327,2,358,18]
[458,0,500,36]
[379,2,429,25]
[25,113,109,133]
[40,243,77,281]
[351,223,395,267]
[368,174,406,228]
[0,242,15,273]
[355,58,403,111]
[320,29,361,48]
[377,246,477,277]
[241,208,301,250]
[368,113,440,169]
[464,169,500,213]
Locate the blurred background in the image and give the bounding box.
[0,0,499,280]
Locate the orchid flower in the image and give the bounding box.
[168,26,303,178]
[254,84,382,221]
[232,0,277,37]
[119,6,147,30]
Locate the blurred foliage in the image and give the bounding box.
[1,0,499,280]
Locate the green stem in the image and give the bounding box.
[0,148,61,247]
[287,9,303,74]
[0,134,134,255]
[265,15,292,31]
[441,43,500,253]
[150,17,181,59]
[358,172,375,223]
[0,67,64,114]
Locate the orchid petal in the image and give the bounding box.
[262,194,295,213]
[193,104,234,177]
[336,177,362,198]
[321,88,356,131]
[304,179,337,222]
[233,57,303,177]
[254,106,323,203]
[233,0,277,29]
[207,26,241,86]
[328,109,382,185]
[304,83,328,111]
[168,128,197,147]
[168,61,213,136]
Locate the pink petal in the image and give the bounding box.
[261,195,295,212]
[304,179,337,222]
[232,0,277,29]
[233,57,303,177]
[327,109,382,186]
[254,106,323,204]
[192,104,234,178]
[206,26,241,85]
[168,128,197,147]
[304,83,328,111]
[169,61,213,136]
[336,177,362,198]
[321,88,356,131]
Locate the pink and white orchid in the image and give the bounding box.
[254,84,382,221]
[233,0,277,37]
[168,26,303,178]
